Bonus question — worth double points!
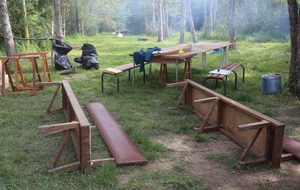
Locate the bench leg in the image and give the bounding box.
[220,78,227,96]
[102,73,120,93]
[143,69,146,84]
[101,73,105,92]
[233,71,237,89]
[128,69,131,81]
[241,65,245,83]
[203,77,227,96]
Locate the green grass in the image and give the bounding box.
[0,33,299,189]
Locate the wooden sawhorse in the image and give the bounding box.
[1,56,40,95]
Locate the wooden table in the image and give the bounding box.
[131,42,233,87]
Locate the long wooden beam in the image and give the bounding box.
[238,120,270,132]
[39,121,80,132]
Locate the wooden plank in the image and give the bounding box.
[239,128,263,161]
[61,80,90,127]
[46,84,62,113]
[238,157,268,167]
[103,68,122,74]
[45,107,63,114]
[44,130,66,137]
[48,162,80,173]
[157,44,192,56]
[38,82,62,86]
[194,97,219,133]
[238,120,270,132]
[175,81,188,109]
[39,121,80,132]
[281,153,294,161]
[166,81,187,88]
[202,126,220,133]
[53,130,71,168]
[283,135,300,160]
[85,102,147,165]
[80,125,91,171]
[70,130,80,160]
[193,97,219,105]
[90,158,115,166]
[271,125,285,168]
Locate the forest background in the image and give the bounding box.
[4,0,289,44]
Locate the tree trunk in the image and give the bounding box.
[22,0,29,39]
[53,0,64,41]
[179,0,186,43]
[152,0,156,28]
[186,0,197,43]
[157,0,164,42]
[203,0,207,37]
[229,0,237,50]
[287,0,300,96]
[209,0,213,39]
[0,0,16,56]
[163,0,169,39]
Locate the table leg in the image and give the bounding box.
[222,47,229,66]
[201,52,207,70]
[176,60,179,83]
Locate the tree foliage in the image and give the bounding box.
[0,0,290,41]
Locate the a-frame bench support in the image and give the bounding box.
[193,97,220,133]
[237,120,271,167]
[38,81,115,173]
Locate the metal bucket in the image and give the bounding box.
[262,74,281,94]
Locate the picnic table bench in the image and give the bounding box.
[101,62,150,92]
[203,62,245,96]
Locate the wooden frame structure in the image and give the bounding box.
[38,80,114,172]
[11,52,52,83]
[1,56,39,95]
[1,52,52,95]
[168,79,285,168]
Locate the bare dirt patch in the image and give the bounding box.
[118,107,300,189]
[148,132,300,190]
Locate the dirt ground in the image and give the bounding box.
[118,107,300,189]
[151,133,300,190]
[146,106,300,189]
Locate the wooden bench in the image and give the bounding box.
[168,80,285,168]
[38,80,147,172]
[85,102,147,165]
[101,62,150,92]
[203,62,245,96]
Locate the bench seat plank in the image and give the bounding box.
[283,135,300,160]
[102,62,150,92]
[85,102,147,165]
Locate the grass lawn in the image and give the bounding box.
[1,33,299,189]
